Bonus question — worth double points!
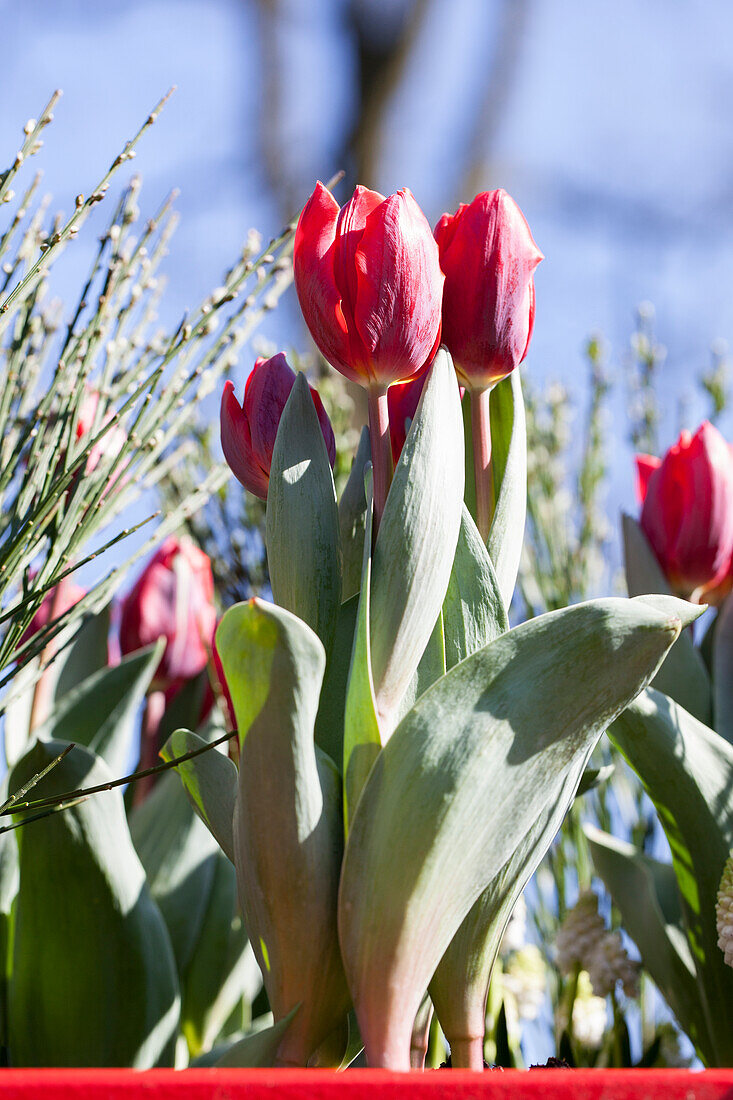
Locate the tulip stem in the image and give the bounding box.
[470,386,494,543]
[367,384,393,537]
[449,1035,486,1071]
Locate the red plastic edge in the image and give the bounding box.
[0,1069,732,1099]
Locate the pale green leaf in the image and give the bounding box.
[161,728,237,864]
[338,426,371,603]
[443,505,508,670]
[266,372,341,656]
[713,592,733,745]
[487,369,526,611]
[215,1005,300,1067]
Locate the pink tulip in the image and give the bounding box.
[294,182,444,389]
[637,421,733,603]
[435,189,543,391]
[221,353,336,499]
[75,391,127,472]
[21,576,86,647]
[119,536,217,691]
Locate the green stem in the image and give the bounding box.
[470,386,494,543]
[367,383,393,537]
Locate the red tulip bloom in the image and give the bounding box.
[435,189,543,390]
[76,390,126,472]
[636,421,733,602]
[221,353,336,499]
[294,182,443,388]
[119,536,217,691]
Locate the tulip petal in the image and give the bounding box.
[244,354,297,467]
[635,453,661,503]
[220,380,269,499]
[294,182,354,380]
[352,190,443,386]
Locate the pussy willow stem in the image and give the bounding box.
[470,385,494,543]
[367,383,393,537]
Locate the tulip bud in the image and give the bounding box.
[434,189,543,391]
[119,536,217,692]
[220,353,336,499]
[75,390,126,473]
[636,421,733,603]
[294,182,443,389]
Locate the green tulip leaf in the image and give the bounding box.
[215,1005,301,1067]
[339,596,685,1069]
[622,513,712,724]
[585,825,701,1050]
[342,467,381,829]
[429,753,587,1065]
[339,426,371,603]
[217,599,349,1067]
[130,770,220,976]
[161,728,237,864]
[443,505,508,670]
[8,740,179,1067]
[314,594,359,770]
[33,639,164,775]
[370,348,464,737]
[487,369,526,612]
[609,687,733,1065]
[713,592,733,745]
[266,372,342,657]
[0,825,19,1054]
[181,848,260,1057]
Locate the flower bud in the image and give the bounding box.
[717,851,733,969]
[221,353,335,499]
[636,421,733,603]
[119,536,216,692]
[294,182,443,388]
[435,189,543,390]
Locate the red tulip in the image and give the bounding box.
[435,189,543,390]
[294,182,443,389]
[221,353,336,499]
[119,536,217,691]
[76,390,126,472]
[636,421,733,602]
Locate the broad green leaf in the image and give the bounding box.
[393,611,447,730]
[443,506,508,670]
[161,729,237,864]
[4,606,112,768]
[314,594,359,769]
[130,770,219,976]
[370,349,464,736]
[622,513,712,725]
[33,639,164,774]
[339,596,685,1069]
[215,1006,300,1067]
[338,426,370,602]
[0,826,18,1056]
[609,688,733,1065]
[8,740,179,1067]
[217,600,349,1067]
[266,372,341,656]
[429,753,588,1066]
[343,469,380,830]
[585,825,701,1050]
[487,369,526,611]
[181,848,260,1057]
[713,591,733,745]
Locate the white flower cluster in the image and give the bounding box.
[502,944,547,1022]
[555,888,640,998]
[716,851,733,969]
[571,971,607,1050]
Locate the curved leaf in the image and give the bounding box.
[314,594,359,769]
[266,372,341,656]
[370,349,464,737]
[487,369,526,611]
[443,505,508,670]
[338,596,685,1069]
[215,1006,301,1067]
[585,825,701,1047]
[338,426,370,603]
[217,600,349,1067]
[622,513,712,724]
[713,591,733,745]
[609,688,733,1065]
[161,728,237,864]
[8,740,179,1067]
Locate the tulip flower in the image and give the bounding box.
[75,390,127,473]
[221,353,336,499]
[22,576,87,732]
[294,181,443,528]
[435,189,542,542]
[636,421,733,603]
